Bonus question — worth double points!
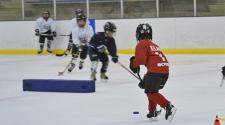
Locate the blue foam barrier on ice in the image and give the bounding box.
[23,79,95,93]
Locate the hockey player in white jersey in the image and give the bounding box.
[67,13,94,72]
[35,11,56,54]
[59,9,90,56]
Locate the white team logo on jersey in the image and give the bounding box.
[43,24,51,30]
[150,45,160,52]
[157,63,169,67]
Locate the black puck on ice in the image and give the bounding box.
[133,111,139,114]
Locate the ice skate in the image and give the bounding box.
[90,71,97,81]
[38,49,43,54]
[68,63,75,72]
[64,50,69,56]
[165,103,177,122]
[38,44,44,54]
[147,109,162,121]
[47,49,52,54]
[79,61,84,69]
[100,72,108,82]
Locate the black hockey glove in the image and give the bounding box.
[52,31,57,37]
[111,56,118,63]
[138,81,145,89]
[79,44,87,52]
[222,66,225,77]
[35,29,40,36]
[129,56,140,74]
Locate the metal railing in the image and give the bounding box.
[0,0,224,20]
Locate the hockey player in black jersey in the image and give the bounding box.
[89,22,119,81]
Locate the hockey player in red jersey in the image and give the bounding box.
[129,23,177,121]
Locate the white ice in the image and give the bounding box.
[0,54,225,125]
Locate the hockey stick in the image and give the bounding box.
[60,34,70,36]
[58,59,73,76]
[41,34,70,37]
[117,62,141,81]
[58,49,81,75]
[40,34,54,36]
[137,69,143,82]
[55,35,71,56]
[55,53,66,57]
[55,43,84,57]
[220,75,224,87]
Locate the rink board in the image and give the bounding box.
[23,79,95,93]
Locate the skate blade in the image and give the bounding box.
[37,53,43,55]
[149,117,158,122]
[90,79,96,81]
[47,52,52,55]
[168,107,177,122]
[101,79,108,83]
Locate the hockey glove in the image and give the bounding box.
[35,29,40,36]
[111,56,118,63]
[53,31,57,37]
[129,56,140,74]
[222,66,225,77]
[79,44,87,52]
[79,38,87,46]
[138,81,145,89]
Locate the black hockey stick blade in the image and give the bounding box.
[55,53,64,57]
[58,71,64,76]
[220,76,225,87]
[60,34,70,36]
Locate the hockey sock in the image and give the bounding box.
[100,61,109,73]
[147,98,157,112]
[91,61,99,73]
[47,40,52,51]
[147,92,170,109]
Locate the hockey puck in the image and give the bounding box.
[133,111,139,114]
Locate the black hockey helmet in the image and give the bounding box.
[75,9,84,16]
[42,10,50,20]
[76,13,87,22]
[104,22,116,33]
[136,23,152,41]
[42,10,50,15]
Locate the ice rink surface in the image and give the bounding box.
[0,54,225,125]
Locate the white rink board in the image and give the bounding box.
[0,17,225,49]
[95,18,176,49]
[175,17,225,48]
